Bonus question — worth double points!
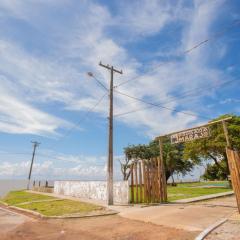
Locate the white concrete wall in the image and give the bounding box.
[54,181,129,204]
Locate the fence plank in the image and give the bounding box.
[157,156,162,202]
[151,159,155,203]
[134,162,139,204]
[147,161,151,203]
[154,158,159,202]
[131,164,134,204]
[142,161,147,203]
[139,161,143,203]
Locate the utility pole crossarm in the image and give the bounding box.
[99,62,123,74]
[99,61,123,205]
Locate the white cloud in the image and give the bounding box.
[0,0,230,138]
[220,98,240,104]
[0,80,71,136]
[114,0,190,38]
[0,152,124,180]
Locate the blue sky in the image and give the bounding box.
[0,0,239,180]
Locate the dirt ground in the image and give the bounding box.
[1,214,198,240]
[2,195,238,240]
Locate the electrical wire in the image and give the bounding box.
[114,89,210,120]
[114,77,239,117]
[87,72,109,91]
[46,92,108,150]
[116,19,240,88]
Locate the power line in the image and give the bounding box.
[47,92,108,150]
[116,19,240,88]
[114,78,239,118]
[87,72,109,91]
[41,71,109,152]
[114,89,210,120]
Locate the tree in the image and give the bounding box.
[119,156,132,180]
[123,139,195,181]
[202,160,228,181]
[184,114,240,180]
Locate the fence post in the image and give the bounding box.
[142,161,147,203]
[147,161,151,203]
[139,161,143,203]
[131,164,134,204]
[134,162,139,203]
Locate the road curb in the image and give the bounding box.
[174,191,234,204]
[0,202,118,219]
[194,218,228,240]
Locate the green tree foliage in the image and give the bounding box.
[184,114,240,180]
[124,139,194,181]
[202,160,228,181]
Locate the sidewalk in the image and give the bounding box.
[0,207,31,233]
[119,196,238,232]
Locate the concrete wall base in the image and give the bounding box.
[54,181,129,205]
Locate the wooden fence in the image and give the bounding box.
[226,148,240,213]
[130,157,167,204]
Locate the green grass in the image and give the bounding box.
[130,181,232,203]
[1,190,103,216]
[167,181,231,201]
[19,199,102,216]
[2,190,55,205]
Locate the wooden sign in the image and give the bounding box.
[170,126,210,144]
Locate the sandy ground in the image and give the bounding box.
[1,213,197,240]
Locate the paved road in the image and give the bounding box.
[119,196,238,232]
[0,207,29,233]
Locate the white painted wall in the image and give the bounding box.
[54,180,129,204]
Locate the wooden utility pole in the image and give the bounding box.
[222,120,232,148]
[99,62,122,205]
[27,141,40,190]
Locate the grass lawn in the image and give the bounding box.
[131,181,232,203]
[2,190,55,205]
[1,190,103,216]
[168,181,231,201]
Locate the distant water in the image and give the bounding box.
[0,179,55,198]
[0,179,30,198]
